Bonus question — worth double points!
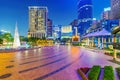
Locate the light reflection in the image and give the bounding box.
[70,47,80,57]
[25,50,28,56]
[38,48,41,52]
[34,49,36,52]
[16,52,21,59]
[57,44,60,50]
[67,45,71,53]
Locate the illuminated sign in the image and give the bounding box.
[61,25,73,39]
[61,25,72,33]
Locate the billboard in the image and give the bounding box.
[61,25,73,39]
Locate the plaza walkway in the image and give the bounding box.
[0,45,119,80]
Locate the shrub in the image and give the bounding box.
[88,65,101,80]
[103,66,115,80]
[116,67,120,79]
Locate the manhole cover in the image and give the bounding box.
[6,65,14,68]
[0,74,12,79]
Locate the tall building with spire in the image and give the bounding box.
[13,22,20,48]
[77,0,93,35]
[28,6,48,38]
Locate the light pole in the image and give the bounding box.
[113,34,117,60]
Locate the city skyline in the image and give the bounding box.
[0,0,110,36]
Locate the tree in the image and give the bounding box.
[20,36,28,42]
[0,34,3,45]
[3,33,13,43]
[0,38,3,45]
[28,37,37,46]
[42,37,46,40]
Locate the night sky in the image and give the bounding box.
[0,0,110,36]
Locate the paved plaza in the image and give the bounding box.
[0,45,119,80]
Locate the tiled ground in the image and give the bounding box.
[0,45,119,80]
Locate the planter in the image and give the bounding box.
[80,67,90,74]
[77,69,88,80]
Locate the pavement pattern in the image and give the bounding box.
[0,45,119,80]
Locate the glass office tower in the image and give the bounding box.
[78,0,93,35]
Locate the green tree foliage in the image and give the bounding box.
[3,33,13,43]
[20,36,28,42]
[28,37,40,46]
[0,34,3,44]
[0,38,3,44]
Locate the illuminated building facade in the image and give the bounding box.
[53,25,61,39]
[70,19,78,36]
[28,6,48,38]
[102,20,119,32]
[61,25,73,39]
[47,19,53,37]
[101,7,111,20]
[78,0,93,35]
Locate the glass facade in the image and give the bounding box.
[111,0,120,19]
[78,0,93,35]
[47,19,53,37]
[61,25,73,39]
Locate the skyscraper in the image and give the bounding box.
[101,7,111,20]
[47,19,53,37]
[77,0,93,35]
[111,0,120,19]
[70,19,78,36]
[28,6,48,38]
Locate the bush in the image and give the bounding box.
[104,48,113,51]
[88,65,101,80]
[103,66,115,80]
[116,67,120,79]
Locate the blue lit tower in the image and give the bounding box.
[78,0,93,35]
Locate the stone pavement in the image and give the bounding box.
[0,45,119,80]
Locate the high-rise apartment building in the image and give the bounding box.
[78,0,93,35]
[28,6,48,38]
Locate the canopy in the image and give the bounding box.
[93,28,111,36]
[82,28,111,38]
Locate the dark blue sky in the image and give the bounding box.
[0,0,110,36]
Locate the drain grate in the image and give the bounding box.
[0,74,12,79]
[6,65,14,68]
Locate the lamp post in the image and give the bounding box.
[111,26,120,60]
[113,34,117,60]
